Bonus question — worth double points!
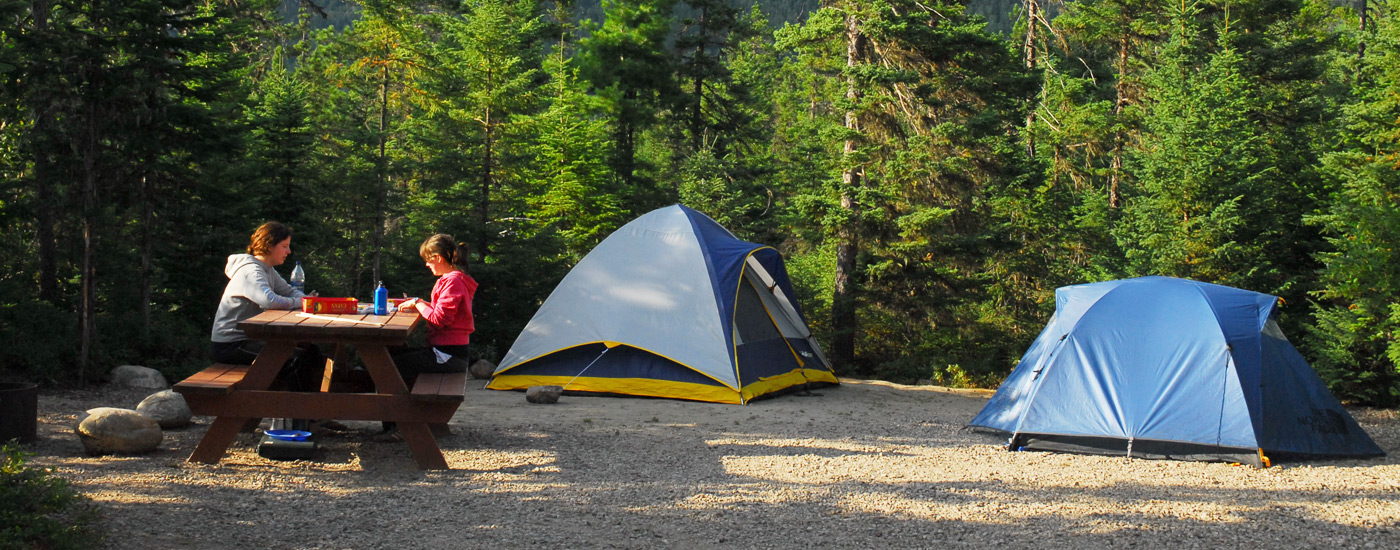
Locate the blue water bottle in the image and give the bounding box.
[374,281,389,315]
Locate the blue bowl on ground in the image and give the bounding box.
[265,429,312,442]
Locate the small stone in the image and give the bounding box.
[75,407,162,455]
[469,359,496,380]
[109,365,169,389]
[526,385,562,404]
[135,390,192,429]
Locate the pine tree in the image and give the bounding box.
[776,0,1037,379]
[518,46,622,261]
[1048,0,1168,208]
[1116,12,1270,286]
[297,6,424,296]
[576,0,681,208]
[430,0,545,259]
[1306,0,1400,406]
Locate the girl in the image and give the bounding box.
[380,234,477,440]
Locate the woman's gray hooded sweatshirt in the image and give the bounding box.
[211,254,306,343]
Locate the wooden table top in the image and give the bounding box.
[237,308,421,343]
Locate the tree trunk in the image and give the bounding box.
[1359,0,1369,64]
[31,0,58,304]
[692,54,704,153]
[35,152,58,304]
[79,106,99,386]
[618,89,638,192]
[373,64,388,286]
[140,174,153,340]
[1110,33,1128,209]
[831,14,864,370]
[1023,0,1039,159]
[691,7,707,153]
[479,65,495,261]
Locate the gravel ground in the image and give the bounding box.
[21,378,1400,549]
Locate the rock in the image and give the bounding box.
[135,390,192,429]
[525,385,562,404]
[75,407,163,455]
[469,359,496,380]
[109,365,169,389]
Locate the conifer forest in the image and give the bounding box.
[3,0,1400,406]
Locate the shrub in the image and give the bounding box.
[0,444,103,550]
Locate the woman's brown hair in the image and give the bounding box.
[247,222,292,257]
[419,234,469,273]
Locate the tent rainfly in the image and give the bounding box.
[489,205,838,404]
[969,276,1384,466]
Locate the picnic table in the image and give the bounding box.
[173,308,466,470]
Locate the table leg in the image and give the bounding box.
[359,344,449,469]
[186,340,294,465]
[358,345,409,394]
[320,344,346,392]
[189,416,251,464]
[241,341,297,389]
[398,422,449,470]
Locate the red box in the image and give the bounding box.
[302,297,358,314]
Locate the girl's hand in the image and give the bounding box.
[398,298,419,312]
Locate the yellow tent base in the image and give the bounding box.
[488,368,838,405]
[741,369,839,402]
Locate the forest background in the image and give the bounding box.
[3,0,1400,406]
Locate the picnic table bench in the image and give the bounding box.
[173,309,467,469]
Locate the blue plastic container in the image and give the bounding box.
[265,429,312,442]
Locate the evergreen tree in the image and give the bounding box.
[432,0,545,259]
[297,6,425,296]
[518,45,622,261]
[1307,0,1400,406]
[776,0,1037,379]
[672,7,779,237]
[1117,12,1272,287]
[1048,0,1168,208]
[577,0,680,209]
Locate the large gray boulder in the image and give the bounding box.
[109,365,168,389]
[469,359,496,380]
[75,407,163,455]
[135,390,192,429]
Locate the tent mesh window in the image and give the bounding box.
[733,273,785,345]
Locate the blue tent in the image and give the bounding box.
[969,276,1384,466]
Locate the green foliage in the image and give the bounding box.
[0,301,78,384]
[1306,1,1400,403]
[782,244,837,338]
[772,0,1042,379]
[514,40,621,262]
[0,444,103,550]
[1,0,1398,399]
[1118,19,1270,286]
[578,0,682,207]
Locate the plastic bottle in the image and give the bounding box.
[374,281,389,315]
[290,261,306,294]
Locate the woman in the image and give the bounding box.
[210,221,321,393]
[380,234,477,441]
